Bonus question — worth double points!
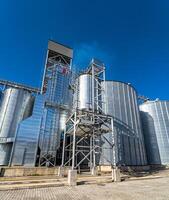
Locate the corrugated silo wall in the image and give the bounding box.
[11,95,44,166]
[0,88,34,166]
[140,101,169,165]
[100,81,147,166]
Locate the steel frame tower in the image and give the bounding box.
[38,40,73,167]
[61,59,116,172]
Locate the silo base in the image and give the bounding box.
[91,167,98,176]
[58,167,64,177]
[112,167,121,182]
[68,170,77,186]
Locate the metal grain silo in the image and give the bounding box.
[0,88,34,165]
[101,81,147,166]
[74,74,92,110]
[140,100,169,165]
[74,73,102,112]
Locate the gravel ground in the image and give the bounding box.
[0,176,169,200]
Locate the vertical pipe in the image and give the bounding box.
[93,130,96,168]
[91,62,96,169]
[68,136,72,166]
[41,50,49,94]
[61,126,66,167]
[103,67,106,114]
[90,136,92,171]
[111,118,116,167]
[72,111,76,170]
[92,63,95,112]
[33,111,44,167]
[39,110,47,166]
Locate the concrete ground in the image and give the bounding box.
[0,169,169,200]
[0,176,169,200]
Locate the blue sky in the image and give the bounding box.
[0,0,169,99]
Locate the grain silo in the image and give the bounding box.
[0,88,34,165]
[73,73,102,112]
[140,100,169,165]
[101,81,147,166]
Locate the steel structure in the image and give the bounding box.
[38,40,73,167]
[61,59,115,172]
[0,79,40,93]
[7,40,73,167]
